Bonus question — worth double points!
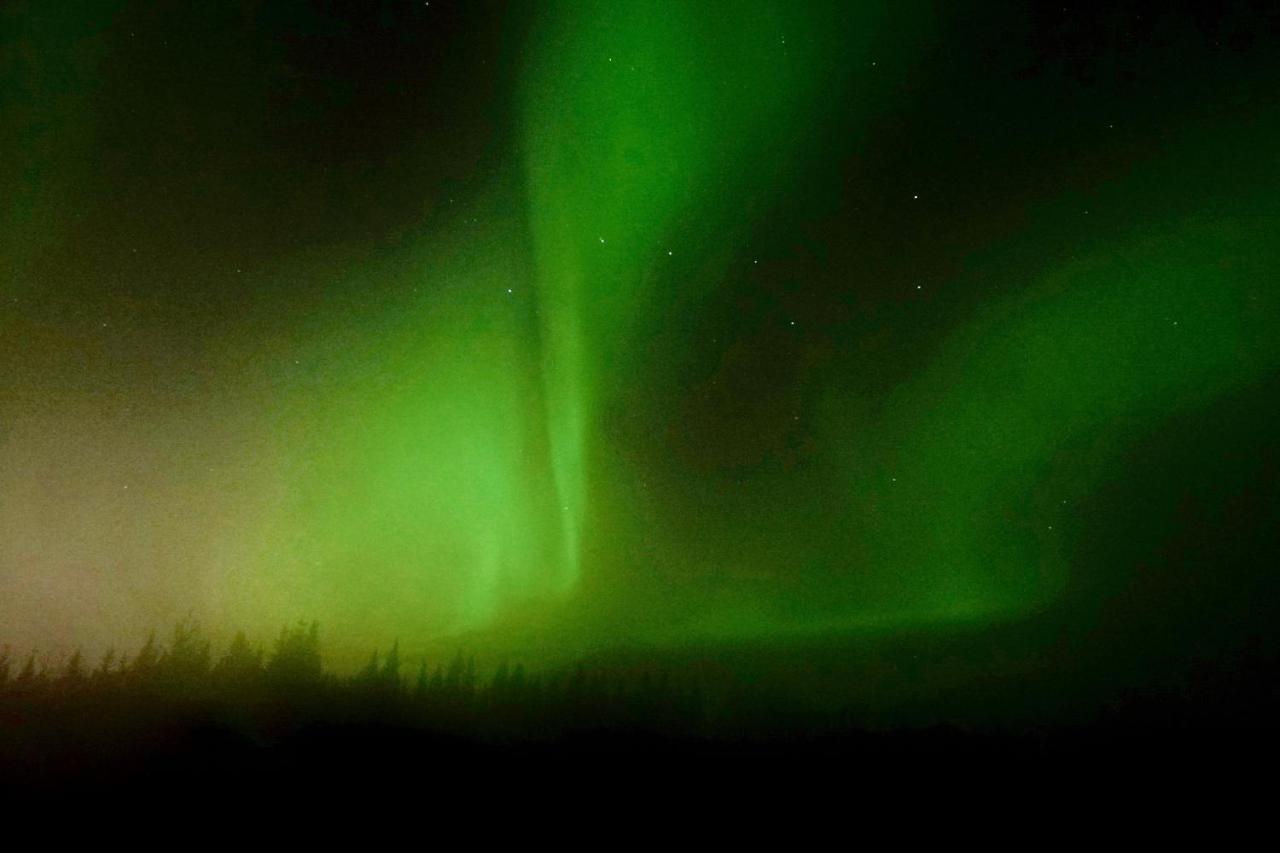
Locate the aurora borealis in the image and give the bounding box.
[3,0,1279,697]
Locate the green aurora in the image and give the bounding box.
[2,1,1279,680]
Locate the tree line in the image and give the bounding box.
[0,620,706,738]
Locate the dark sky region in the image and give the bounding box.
[3,0,1279,705]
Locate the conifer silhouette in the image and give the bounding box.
[265,621,322,690]
[63,649,84,685]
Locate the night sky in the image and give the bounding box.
[3,0,1279,693]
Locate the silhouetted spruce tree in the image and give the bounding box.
[214,631,264,689]
[62,649,84,686]
[492,661,510,694]
[163,617,211,687]
[358,650,381,686]
[382,640,401,694]
[10,653,43,694]
[130,631,161,683]
[463,655,477,699]
[16,654,36,684]
[490,661,515,716]
[414,659,429,700]
[445,651,466,693]
[265,621,323,690]
[94,648,117,683]
[429,663,445,693]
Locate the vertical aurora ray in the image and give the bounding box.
[198,1,864,648]
[209,219,568,645]
[520,0,856,593]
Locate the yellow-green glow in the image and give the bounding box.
[223,227,567,640]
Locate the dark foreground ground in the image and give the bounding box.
[4,652,1278,808]
[6,709,1279,809]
